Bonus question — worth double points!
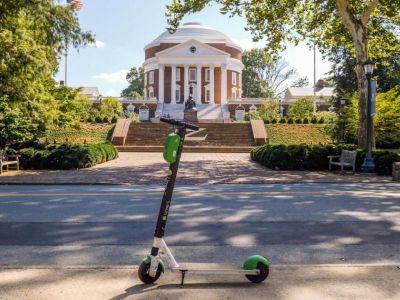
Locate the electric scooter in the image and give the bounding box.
[138,117,270,285]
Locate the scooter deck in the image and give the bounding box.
[171,265,260,275]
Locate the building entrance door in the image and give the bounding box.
[189,83,197,102]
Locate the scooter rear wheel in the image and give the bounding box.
[138,261,162,284]
[245,263,269,283]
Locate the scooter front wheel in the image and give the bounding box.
[138,261,162,284]
[245,263,269,283]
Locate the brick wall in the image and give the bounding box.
[164,67,171,103]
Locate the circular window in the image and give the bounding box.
[190,46,196,53]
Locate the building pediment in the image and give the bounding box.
[156,39,229,58]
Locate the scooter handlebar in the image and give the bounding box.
[160,117,199,131]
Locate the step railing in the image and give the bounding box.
[111,118,131,145]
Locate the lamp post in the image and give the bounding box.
[63,1,83,86]
[361,59,375,173]
[339,98,346,144]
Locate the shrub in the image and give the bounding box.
[372,151,400,175]
[295,118,302,124]
[16,142,118,170]
[111,116,118,123]
[318,117,324,124]
[287,97,314,120]
[279,118,286,124]
[287,118,294,124]
[263,118,270,124]
[95,115,103,123]
[251,144,398,175]
[311,117,318,124]
[271,118,277,124]
[303,118,309,124]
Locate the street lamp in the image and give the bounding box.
[361,59,375,173]
[339,98,346,143]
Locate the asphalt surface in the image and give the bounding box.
[0,183,399,267]
[1,183,400,299]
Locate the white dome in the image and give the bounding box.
[145,22,242,51]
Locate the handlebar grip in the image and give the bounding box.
[160,117,199,131]
[184,122,199,131]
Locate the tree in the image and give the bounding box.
[0,97,39,148]
[374,86,400,148]
[0,0,94,103]
[287,97,314,120]
[329,46,400,96]
[121,67,145,97]
[166,0,400,148]
[291,76,309,88]
[242,50,299,98]
[98,97,123,120]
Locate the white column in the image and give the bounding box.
[196,65,202,104]
[158,64,164,103]
[210,65,215,104]
[171,64,176,104]
[184,64,189,101]
[221,64,227,104]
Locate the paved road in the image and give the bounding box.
[0,183,399,267]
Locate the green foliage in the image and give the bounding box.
[121,67,144,97]
[251,144,399,175]
[0,97,41,148]
[54,86,92,127]
[0,1,94,103]
[15,142,118,170]
[287,97,314,120]
[259,100,280,121]
[374,86,400,149]
[165,0,400,148]
[342,86,400,148]
[266,124,333,145]
[44,123,114,144]
[98,97,123,121]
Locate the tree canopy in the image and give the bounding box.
[121,67,145,97]
[242,50,301,98]
[166,0,400,147]
[0,0,94,103]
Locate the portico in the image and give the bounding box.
[142,23,244,119]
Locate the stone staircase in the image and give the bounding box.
[118,123,255,152]
[159,103,229,121]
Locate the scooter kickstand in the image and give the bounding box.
[180,270,187,286]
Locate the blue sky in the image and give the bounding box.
[56,0,332,96]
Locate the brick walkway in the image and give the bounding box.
[0,152,391,185]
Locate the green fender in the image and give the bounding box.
[143,255,165,273]
[243,255,270,270]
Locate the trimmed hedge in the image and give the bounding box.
[251,144,400,175]
[14,142,118,170]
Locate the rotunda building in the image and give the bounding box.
[143,22,244,120]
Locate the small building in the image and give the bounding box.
[78,87,101,102]
[283,80,335,112]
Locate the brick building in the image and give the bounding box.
[143,22,244,121]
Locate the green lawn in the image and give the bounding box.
[266,124,333,145]
[43,123,114,144]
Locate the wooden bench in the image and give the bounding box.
[0,152,19,174]
[328,150,357,173]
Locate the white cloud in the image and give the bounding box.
[105,89,118,96]
[94,69,129,83]
[232,38,266,51]
[95,40,105,48]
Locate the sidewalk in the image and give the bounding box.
[1,265,399,300]
[0,152,391,185]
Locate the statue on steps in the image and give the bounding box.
[184,95,196,110]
